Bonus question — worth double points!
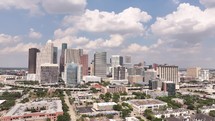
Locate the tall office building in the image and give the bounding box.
[59,43,67,75]
[90,60,95,76]
[28,48,40,74]
[113,66,126,80]
[80,54,88,76]
[111,55,123,67]
[40,63,58,85]
[53,47,58,64]
[64,63,82,87]
[94,52,107,79]
[144,69,157,84]
[156,65,179,84]
[124,56,131,64]
[162,81,176,96]
[36,40,55,82]
[186,67,201,79]
[64,49,81,64]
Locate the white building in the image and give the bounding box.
[126,117,140,121]
[200,104,215,114]
[110,79,128,85]
[93,102,117,111]
[154,108,189,118]
[36,40,57,82]
[126,99,167,114]
[198,69,209,81]
[83,76,101,83]
[1,100,63,121]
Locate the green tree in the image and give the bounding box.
[112,93,120,103]
[209,110,215,117]
[113,104,122,111]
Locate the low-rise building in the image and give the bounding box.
[200,104,215,114]
[126,99,167,114]
[0,90,23,96]
[101,85,128,93]
[83,76,101,83]
[93,102,117,111]
[126,117,140,121]
[154,108,189,118]
[71,92,93,104]
[1,100,63,121]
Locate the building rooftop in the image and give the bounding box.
[0,100,6,105]
[4,100,63,117]
[127,99,167,106]
[96,102,117,106]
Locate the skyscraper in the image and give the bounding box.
[28,48,40,74]
[111,55,123,67]
[59,43,67,75]
[80,54,88,76]
[64,49,81,64]
[40,63,58,85]
[94,52,107,79]
[53,47,58,64]
[113,66,126,80]
[36,40,55,82]
[64,63,82,87]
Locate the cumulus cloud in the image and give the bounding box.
[0,0,87,15]
[0,43,41,54]
[151,3,215,49]
[0,34,21,44]
[200,0,215,8]
[29,28,42,39]
[42,0,86,14]
[63,7,152,36]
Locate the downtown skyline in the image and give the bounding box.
[0,0,215,68]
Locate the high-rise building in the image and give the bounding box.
[80,54,88,76]
[36,40,55,82]
[124,55,132,68]
[64,63,82,87]
[53,47,58,64]
[149,80,158,90]
[64,49,81,64]
[113,66,126,80]
[59,43,67,75]
[90,60,94,76]
[162,81,176,96]
[94,52,107,79]
[187,67,201,79]
[111,55,123,67]
[199,69,209,81]
[144,69,157,84]
[40,63,58,85]
[28,48,40,74]
[156,65,179,84]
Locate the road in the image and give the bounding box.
[64,91,77,121]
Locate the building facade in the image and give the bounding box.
[64,63,82,87]
[80,54,88,76]
[64,49,82,64]
[59,43,67,75]
[94,52,107,79]
[28,48,40,74]
[40,63,58,85]
[113,66,126,80]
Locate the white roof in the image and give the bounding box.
[0,100,6,105]
[96,102,117,106]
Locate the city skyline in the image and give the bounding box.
[0,0,215,68]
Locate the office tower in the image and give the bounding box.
[124,55,132,68]
[64,63,82,87]
[127,67,144,76]
[40,63,58,85]
[28,48,40,74]
[113,66,126,80]
[162,81,176,96]
[53,47,58,64]
[80,54,88,76]
[149,80,158,90]
[90,60,94,76]
[64,49,81,64]
[59,43,67,75]
[156,65,179,84]
[199,69,209,81]
[111,55,123,67]
[187,67,201,79]
[36,40,55,81]
[94,52,107,79]
[144,69,157,84]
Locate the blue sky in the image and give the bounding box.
[0,0,215,68]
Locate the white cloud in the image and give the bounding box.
[151,3,215,49]
[122,43,149,53]
[0,34,21,44]
[200,0,215,8]
[0,0,86,15]
[0,43,41,54]
[172,0,180,5]
[42,0,86,14]
[0,0,42,15]
[63,7,152,36]
[29,28,42,39]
